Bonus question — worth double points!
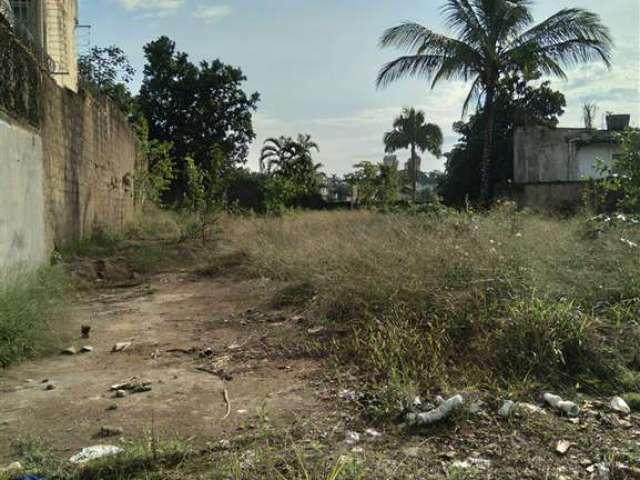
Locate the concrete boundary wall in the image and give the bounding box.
[0,77,140,270]
[0,112,47,269]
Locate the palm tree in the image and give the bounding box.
[259,136,295,173]
[377,0,612,203]
[384,107,443,202]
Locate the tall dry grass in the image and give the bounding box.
[219,206,640,406]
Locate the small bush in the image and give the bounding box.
[0,266,71,367]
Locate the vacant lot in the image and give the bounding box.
[1,207,640,479]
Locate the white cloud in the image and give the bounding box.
[194,5,232,23]
[118,0,183,16]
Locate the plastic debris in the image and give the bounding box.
[365,428,382,438]
[111,342,131,353]
[555,440,571,455]
[2,461,23,474]
[610,396,631,415]
[406,394,464,426]
[110,377,152,394]
[498,400,545,417]
[498,400,515,417]
[345,431,360,444]
[69,445,124,464]
[543,393,580,417]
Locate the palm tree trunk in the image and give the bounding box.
[480,86,496,205]
[411,142,417,202]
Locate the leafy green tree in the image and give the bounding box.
[597,129,640,211]
[138,36,260,203]
[133,117,174,206]
[78,45,136,114]
[259,134,324,209]
[377,0,613,203]
[384,108,442,202]
[439,74,566,206]
[346,162,381,206]
[379,159,400,205]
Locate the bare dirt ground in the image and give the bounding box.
[0,270,323,461]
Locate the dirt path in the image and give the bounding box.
[0,272,322,460]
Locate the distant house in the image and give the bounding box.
[2,0,78,91]
[512,115,629,210]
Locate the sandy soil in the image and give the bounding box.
[0,272,322,460]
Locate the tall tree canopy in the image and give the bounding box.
[439,73,566,206]
[377,0,613,203]
[138,36,260,202]
[384,107,442,202]
[78,45,136,115]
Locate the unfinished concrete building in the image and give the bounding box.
[512,115,630,210]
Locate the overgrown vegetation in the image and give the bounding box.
[221,206,640,415]
[0,266,71,367]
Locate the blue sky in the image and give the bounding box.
[78,0,640,175]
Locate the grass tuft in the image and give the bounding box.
[0,266,71,367]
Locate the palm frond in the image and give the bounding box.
[506,8,613,71]
[441,0,486,48]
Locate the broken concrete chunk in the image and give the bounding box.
[69,445,124,464]
[543,393,580,417]
[111,342,131,353]
[406,394,464,426]
[610,396,631,415]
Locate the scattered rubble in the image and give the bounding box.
[406,394,464,426]
[110,377,152,395]
[69,445,124,464]
[544,393,580,417]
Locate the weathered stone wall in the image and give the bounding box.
[510,182,585,212]
[40,76,138,248]
[0,111,47,269]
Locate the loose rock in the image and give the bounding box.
[61,347,77,355]
[610,396,631,415]
[45,383,56,391]
[81,345,94,353]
